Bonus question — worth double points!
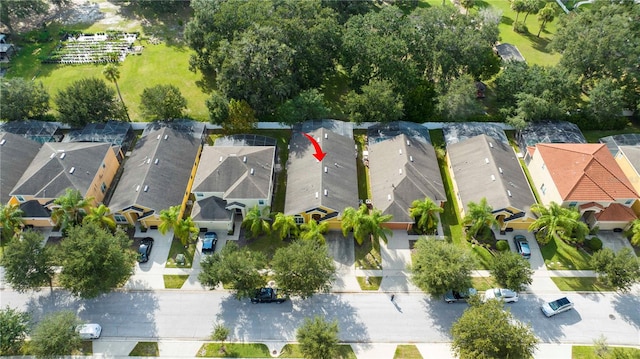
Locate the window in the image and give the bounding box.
[196,193,204,197]
[294,216,304,225]
[101,182,107,193]
[541,163,546,170]
[16,195,25,202]
[258,200,265,205]
[625,199,634,205]
[102,162,106,168]
[569,202,577,207]
[540,184,546,195]
[114,214,127,223]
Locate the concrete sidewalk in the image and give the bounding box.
[90,339,579,358]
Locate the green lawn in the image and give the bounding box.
[354,237,383,270]
[196,343,271,358]
[163,274,190,289]
[7,21,210,122]
[279,344,357,359]
[582,125,640,143]
[572,345,640,359]
[354,131,372,201]
[245,234,289,261]
[394,344,423,359]
[540,235,592,270]
[356,276,382,290]
[129,342,159,356]
[165,238,196,268]
[551,277,615,292]
[471,245,494,270]
[472,276,497,291]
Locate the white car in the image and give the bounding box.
[541,297,574,317]
[484,288,519,303]
[77,323,102,339]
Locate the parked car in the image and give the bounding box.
[513,235,531,259]
[444,288,477,303]
[541,297,574,317]
[137,237,154,263]
[251,287,287,303]
[484,288,519,303]
[202,232,218,253]
[76,323,102,339]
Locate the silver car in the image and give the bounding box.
[76,323,102,339]
[484,288,519,303]
[541,297,574,317]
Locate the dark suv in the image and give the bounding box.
[513,235,531,259]
[138,237,154,263]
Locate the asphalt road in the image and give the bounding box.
[1,290,638,345]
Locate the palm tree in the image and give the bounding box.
[102,63,130,121]
[242,205,271,239]
[536,3,555,37]
[272,212,299,240]
[51,189,93,233]
[159,206,180,235]
[300,219,329,244]
[0,204,24,243]
[83,204,116,231]
[409,198,444,234]
[174,216,199,246]
[368,208,393,244]
[462,198,497,240]
[629,219,640,246]
[341,204,370,245]
[511,0,527,25]
[529,202,587,245]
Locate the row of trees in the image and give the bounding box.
[0,74,188,126]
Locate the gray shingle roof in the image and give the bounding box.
[448,134,535,217]
[0,132,42,203]
[285,121,358,216]
[618,146,640,170]
[495,43,525,62]
[192,146,275,200]
[368,133,446,223]
[108,126,202,214]
[10,142,113,199]
[443,122,509,146]
[191,196,232,222]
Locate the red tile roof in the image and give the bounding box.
[595,203,637,222]
[536,143,638,201]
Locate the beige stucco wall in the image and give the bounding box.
[527,150,563,206]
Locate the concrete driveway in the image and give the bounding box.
[326,231,360,291]
[597,231,635,254]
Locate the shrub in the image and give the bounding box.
[513,21,528,34]
[587,237,603,251]
[496,240,510,252]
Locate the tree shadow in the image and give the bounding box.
[611,292,640,330]
[501,16,514,27]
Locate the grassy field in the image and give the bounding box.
[165,238,196,268]
[129,342,159,356]
[540,235,592,270]
[163,274,190,289]
[572,345,640,359]
[355,237,383,270]
[196,343,271,358]
[551,277,615,292]
[472,276,497,291]
[356,276,382,290]
[394,344,424,359]
[279,344,357,359]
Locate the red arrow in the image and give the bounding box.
[302,132,327,162]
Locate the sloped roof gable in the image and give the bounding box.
[0,132,42,203]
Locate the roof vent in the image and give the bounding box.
[143,185,149,192]
[219,156,223,162]
[0,139,5,146]
[315,192,319,199]
[164,135,169,140]
[324,189,328,196]
[60,152,66,159]
[146,158,151,164]
[485,158,489,164]
[135,185,140,192]
[409,155,413,162]
[69,167,75,174]
[243,156,247,163]
[406,140,411,146]
[324,133,328,139]
[489,142,494,148]
[50,153,56,159]
[157,135,161,140]
[250,168,254,175]
[387,194,392,201]
[507,190,512,197]
[316,137,320,142]
[399,168,403,175]
[499,167,503,174]
[399,149,403,155]
[154,158,159,165]
[491,174,496,181]
[324,166,328,173]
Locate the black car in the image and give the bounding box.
[250,287,286,303]
[138,237,154,263]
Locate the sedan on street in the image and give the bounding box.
[484,288,519,303]
[541,297,574,317]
